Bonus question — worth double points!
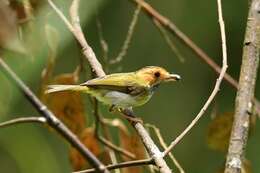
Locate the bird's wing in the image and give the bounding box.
[80,73,148,95]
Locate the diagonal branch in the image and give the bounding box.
[128,0,260,118]
[110,4,141,64]
[0,117,47,127]
[163,0,228,157]
[146,124,185,173]
[224,1,260,172]
[0,58,108,173]
[73,159,153,173]
[48,0,172,172]
[129,0,236,88]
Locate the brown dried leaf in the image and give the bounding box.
[9,0,26,20]
[41,68,86,135]
[207,112,233,152]
[120,129,146,173]
[69,127,111,171]
[207,112,256,152]
[0,1,17,42]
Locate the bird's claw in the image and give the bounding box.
[121,113,143,124]
[127,116,143,124]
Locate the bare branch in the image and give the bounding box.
[0,117,46,128]
[69,0,105,77]
[224,1,260,172]
[152,19,185,63]
[0,58,108,173]
[129,0,236,88]
[92,100,136,159]
[98,135,136,159]
[73,159,153,173]
[96,18,109,62]
[146,124,185,173]
[110,4,141,64]
[47,0,74,32]
[163,0,228,156]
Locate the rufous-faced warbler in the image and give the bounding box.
[46,66,181,110]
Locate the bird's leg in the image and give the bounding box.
[109,105,116,112]
[119,108,143,124]
[109,106,143,124]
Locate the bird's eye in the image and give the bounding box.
[154,71,160,78]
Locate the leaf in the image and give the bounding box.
[207,111,256,152]
[119,128,146,173]
[207,112,234,152]
[0,1,25,53]
[69,127,111,171]
[41,67,86,136]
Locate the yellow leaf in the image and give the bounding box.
[207,111,256,152]
[207,112,233,152]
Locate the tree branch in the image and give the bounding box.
[0,117,46,128]
[0,58,108,173]
[224,1,260,172]
[163,0,228,157]
[73,159,153,173]
[48,0,172,172]
[146,124,185,173]
[129,0,236,88]
[127,0,260,118]
[110,4,141,64]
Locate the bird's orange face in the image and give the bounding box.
[136,66,181,86]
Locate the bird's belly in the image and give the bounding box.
[91,90,152,108]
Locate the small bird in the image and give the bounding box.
[46,66,181,110]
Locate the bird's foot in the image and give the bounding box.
[109,106,143,124]
[109,105,116,112]
[119,109,143,124]
[122,114,143,124]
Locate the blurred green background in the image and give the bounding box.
[0,0,259,173]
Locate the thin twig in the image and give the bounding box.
[152,19,185,63]
[98,135,136,160]
[93,99,136,159]
[0,58,107,173]
[224,0,260,172]
[69,0,105,77]
[163,0,228,156]
[0,117,47,128]
[73,159,154,173]
[96,18,109,65]
[48,0,172,172]
[22,0,34,28]
[92,99,120,173]
[129,0,236,88]
[146,124,185,173]
[48,0,74,32]
[129,0,260,118]
[110,4,141,64]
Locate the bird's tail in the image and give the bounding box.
[45,85,88,94]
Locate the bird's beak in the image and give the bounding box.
[165,74,181,82]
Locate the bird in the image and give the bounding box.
[46,66,181,111]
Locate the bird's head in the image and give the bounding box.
[136,66,181,87]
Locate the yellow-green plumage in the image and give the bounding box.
[46,66,180,109]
